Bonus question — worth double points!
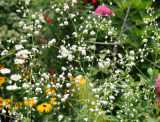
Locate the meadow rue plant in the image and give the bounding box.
[0,0,160,121]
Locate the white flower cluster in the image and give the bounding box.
[57,46,74,61]
[48,38,56,47]
[15,49,31,59]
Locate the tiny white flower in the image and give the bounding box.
[55,8,60,13]
[72,0,77,4]
[84,118,88,122]
[83,29,88,35]
[129,50,135,56]
[143,39,148,43]
[35,20,40,24]
[32,14,36,19]
[109,96,115,100]
[15,45,24,50]
[22,83,29,89]
[61,98,66,102]
[68,73,72,77]
[64,21,68,26]
[72,32,77,38]
[34,31,39,36]
[90,31,96,36]
[58,115,63,121]
[108,31,113,36]
[66,83,71,87]
[98,62,104,68]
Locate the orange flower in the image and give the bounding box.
[0,63,5,69]
[0,76,6,87]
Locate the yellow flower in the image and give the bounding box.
[13,102,22,111]
[24,98,36,106]
[49,98,56,106]
[0,102,2,108]
[36,103,52,113]
[74,77,87,86]
[78,78,86,85]
[0,76,6,87]
[0,97,4,108]
[64,89,68,94]
[3,99,11,105]
[0,97,11,109]
[69,76,74,81]
[45,88,56,96]
[69,103,72,107]
[141,113,148,117]
[0,97,3,102]
[157,116,160,120]
[0,63,5,70]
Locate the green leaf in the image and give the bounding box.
[147,67,153,76]
[89,38,96,42]
[145,117,158,122]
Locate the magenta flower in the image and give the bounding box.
[158,97,160,102]
[155,76,160,93]
[156,76,160,82]
[156,97,160,107]
[94,5,113,16]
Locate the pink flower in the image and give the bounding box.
[158,97,160,102]
[156,76,160,82]
[156,97,160,107]
[155,76,160,93]
[94,5,113,16]
[156,83,160,93]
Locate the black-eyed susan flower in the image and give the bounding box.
[36,103,51,113]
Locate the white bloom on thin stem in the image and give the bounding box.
[0,68,11,74]
[83,29,88,35]
[14,59,25,64]
[11,74,22,81]
[72,0,77,4]
[7,85,18,90]
[58,115,63,121]
[90,31,96,36]
[22,83,29,89]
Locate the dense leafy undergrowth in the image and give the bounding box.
[0,0,160,121]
